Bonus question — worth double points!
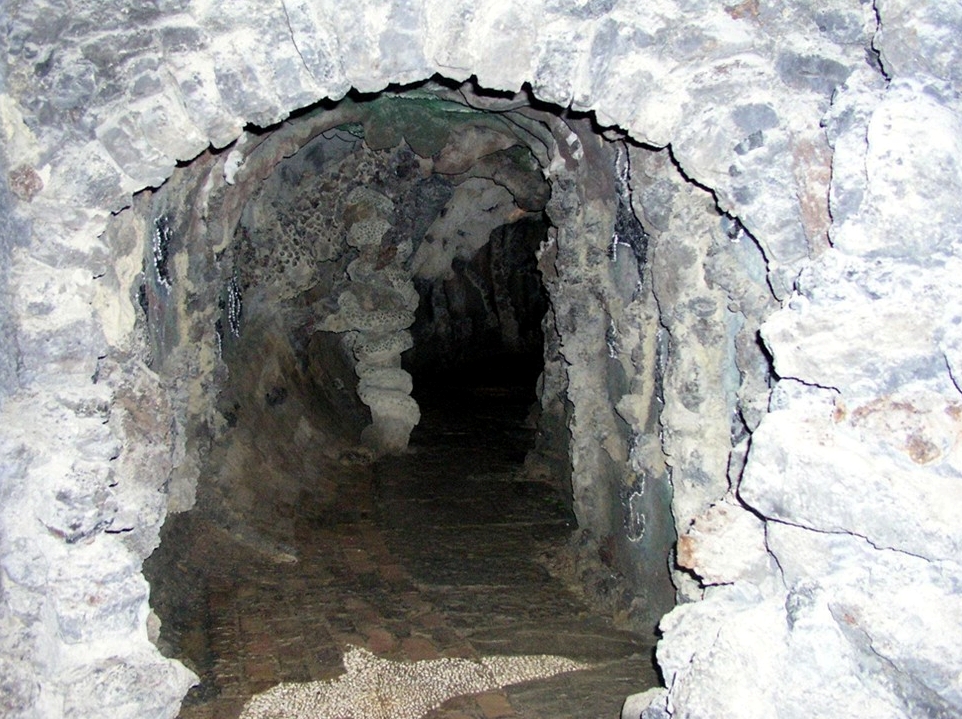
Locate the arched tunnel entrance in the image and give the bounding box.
[139,80,695,717]
[5,5,961,719]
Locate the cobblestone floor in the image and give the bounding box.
[161,386,659,718]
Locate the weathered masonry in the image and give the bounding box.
[1,2,961,718]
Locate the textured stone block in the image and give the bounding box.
[741,402,962,562]
[775,50,852,96]
[97,116,175,189]
[62,650,196,719]
[44,141,131,212]
[761,249,959,396]
[676,499,771,585]
[280,0,349,94]
[767,523,962,716]
[876,0,962,87]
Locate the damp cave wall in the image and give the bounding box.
[141,91,579,539]
[133,88,683,620]
[1,2,962,718]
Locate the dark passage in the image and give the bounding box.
[148,371,657,718]
[142,91,663,718]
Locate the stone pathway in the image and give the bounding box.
[164,386,658,718]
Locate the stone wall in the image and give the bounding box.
[1,1,961,718]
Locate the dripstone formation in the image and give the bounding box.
[1,2,961,719]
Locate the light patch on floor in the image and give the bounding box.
[239,646,590,719]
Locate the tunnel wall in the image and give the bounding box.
[2,2,962,718]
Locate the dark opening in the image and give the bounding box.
[144,85,662,718]
[404,217,549,394]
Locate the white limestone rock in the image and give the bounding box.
[675,498,773,586]
[760,250,958,397]
[826,78,962,261]
[655,587,789,719]
[61,648,196,719]
[5,2,962,719]
[740,395,962,562]
[622,687,669,719]
[875,0,962,87]
[274,0,351,95]
[767,522,962,716]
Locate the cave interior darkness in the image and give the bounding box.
[140,78,692,717]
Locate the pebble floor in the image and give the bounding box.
[167,386,659,718]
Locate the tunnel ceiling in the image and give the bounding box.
[4,3,962,719]
[143,85,578,461]
[233,88,554,383]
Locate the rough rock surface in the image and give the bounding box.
[1,1,960,718]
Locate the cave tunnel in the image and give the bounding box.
[4,4,962,719]
[140,82,681,717]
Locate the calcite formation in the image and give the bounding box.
[320,188,421,453]
[239,647,590,719]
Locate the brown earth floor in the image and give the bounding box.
[155,385,660,718]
